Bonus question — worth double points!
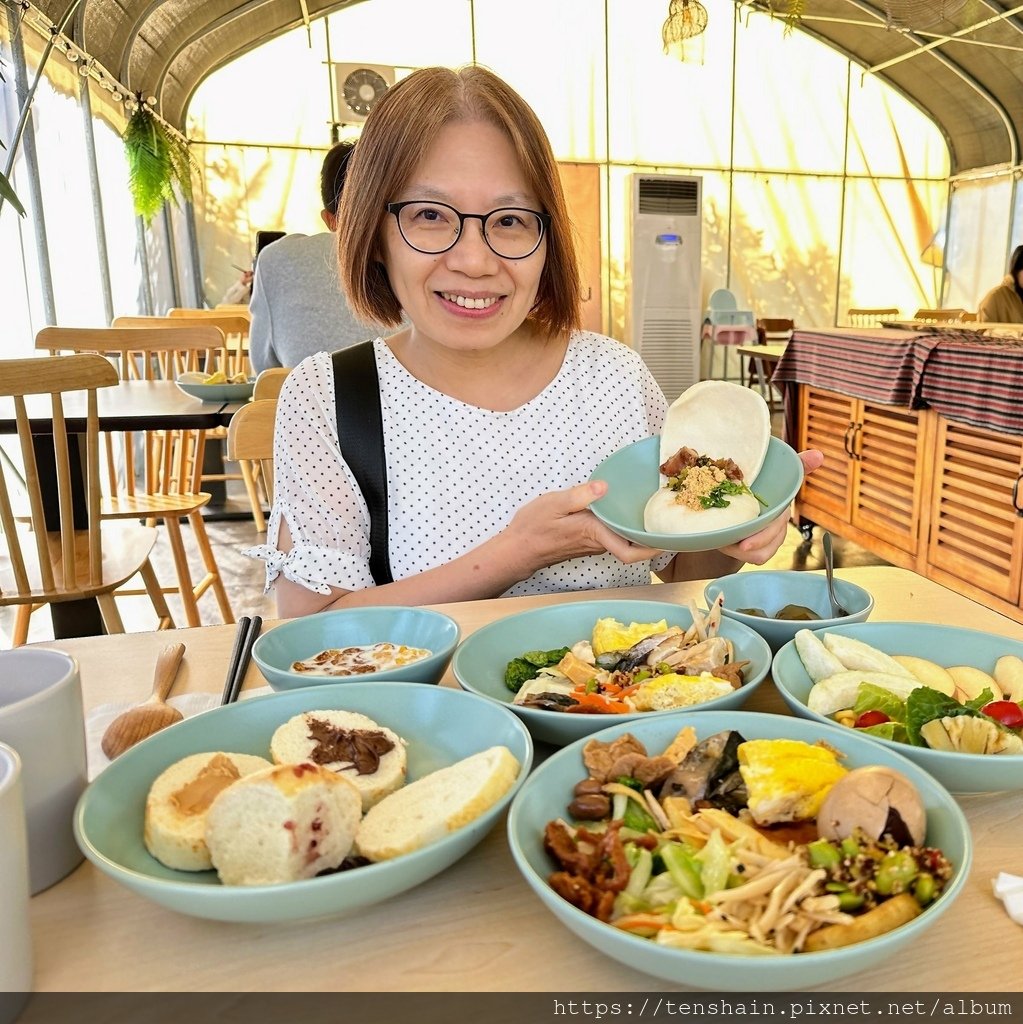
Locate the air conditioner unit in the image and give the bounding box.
[333,63,396,123]
[627,173,703,403]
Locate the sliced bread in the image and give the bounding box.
[269,709,407,811]
[144,751,273,871]
[205,762,362,886]
[355,745,521,862]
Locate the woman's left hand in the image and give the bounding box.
[717,448,824,564]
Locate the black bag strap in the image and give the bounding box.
[332,342,393,586]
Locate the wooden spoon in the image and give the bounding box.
[101,643,187,759]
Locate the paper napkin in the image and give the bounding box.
[992,871,1023,927]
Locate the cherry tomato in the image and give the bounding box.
[854,710,891,729]
[981,700,1023,730]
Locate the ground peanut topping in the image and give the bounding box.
[670,464,727,510]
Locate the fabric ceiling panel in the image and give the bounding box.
[28,0,1023,172]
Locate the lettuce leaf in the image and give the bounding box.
[860,721,908,744]
[965,688,996,711]
[905,686,984,745]
[852,683,907,723]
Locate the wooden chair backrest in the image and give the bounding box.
[0,354,117,599]
[253,367,290,401]
[757,318,794,336]
[165,311,250,376]
[227,400,276,503]
[41,324,229,380]
[913,308,966,323]
[36,326,223,499]
[847,307,900,326]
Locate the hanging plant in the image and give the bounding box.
[123,97,198,222]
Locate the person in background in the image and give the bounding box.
[248,141,380,373]
[977,244,1023,323]
[219,269,253,305]
[247,65,822,616]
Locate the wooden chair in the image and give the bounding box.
[35,327,235,628]
[253,368,290,402]
[913,308,967,323]
[227,400,277,505]
[114,315,263,529]
[0,354,169,646]
[847,307,900,327]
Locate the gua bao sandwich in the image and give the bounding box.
[644,380,771,535]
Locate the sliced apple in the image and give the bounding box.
[994,655,1023,703]
[948,665,1000,704]
[891,655,956,697]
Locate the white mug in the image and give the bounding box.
[0,649,87,894]
[0,742,33,997]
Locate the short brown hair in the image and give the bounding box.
[337,66,581,336]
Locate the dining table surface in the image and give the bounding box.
[28,565,1023,993]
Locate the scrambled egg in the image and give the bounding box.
[591,617,668,657]
[738,739,848,824]
[629,672,733,712]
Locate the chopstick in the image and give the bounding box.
[220,615,263,706]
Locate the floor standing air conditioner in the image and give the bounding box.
[627,173,703,403]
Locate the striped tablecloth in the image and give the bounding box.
[773,327,1023,437]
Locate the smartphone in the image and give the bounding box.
[254,230,287,263]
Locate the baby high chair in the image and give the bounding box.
[701,288,756,381]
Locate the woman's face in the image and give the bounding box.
[381,119,547,353]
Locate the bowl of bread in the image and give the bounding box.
[252,606,460,691]
[507,710,970,990]
[74,681,531,922]
[588,381,803,553]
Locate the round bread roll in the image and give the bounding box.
[270,709,407,811]
[205,763,362,886]
[644,380,771,536]
[144,751,273,871]
[355,745,520,862]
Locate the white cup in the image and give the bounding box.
[0,742,33,996]
[0,649,86,894]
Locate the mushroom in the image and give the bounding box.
[816,766,927,847]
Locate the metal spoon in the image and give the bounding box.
[822,532,850,618]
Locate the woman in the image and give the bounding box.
[249,66,822,616]
[977,244,1023,323]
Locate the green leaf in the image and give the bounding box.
[905,686,983,746]
[851,682,906,723]
[965,688,996,711]
[123,104,200,222]
[860,721,908,744]
[0,167,26,217]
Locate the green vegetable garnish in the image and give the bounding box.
[699,479,749,510]
[503,646,570,692]
[905,685,991,745]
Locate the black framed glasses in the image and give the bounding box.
[386,200,550,260]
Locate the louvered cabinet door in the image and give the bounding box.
[927,418,1023,603]
[850,403,924,554]
[797,386,854,518]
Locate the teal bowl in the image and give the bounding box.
[772,621,1023,794]
[175,376,255,402]
[252,606,460,691]
[589,435,803,552]
[507,710,971,991]
[451,598,771,746]
[74,682,531,923]
[705,570,874,652]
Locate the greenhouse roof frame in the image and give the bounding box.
[24,0,1023,174]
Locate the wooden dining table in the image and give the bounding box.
[25,565,1022,993]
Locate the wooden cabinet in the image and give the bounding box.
[797,385,925,563]
[794,383,1023,624]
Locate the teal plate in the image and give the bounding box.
[705,569,874,653]
[452,598,771,746]
[508,710,971,991]
[252,606,460,691]
[74,682,532,923]
[176,378,255,402]
[772,621,1023,794]
[589,435,803,552]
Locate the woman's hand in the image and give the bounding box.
[717,448,824,563]
[498,480,661,579]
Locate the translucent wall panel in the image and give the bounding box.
[846,70,949,179]
[605,0,733,168]
[944,175,1014,313]
[476,0,604,162]
[326,0,470,72]
[31,79,107,327]
[839,177,948,320]
[1011,177,1023,253]
[188,28,331,147]
[728,172,842,326]
[732,13,847,175]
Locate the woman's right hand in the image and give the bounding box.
[497,480,662,579]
